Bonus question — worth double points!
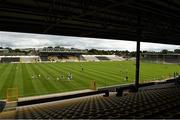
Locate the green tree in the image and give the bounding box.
[5,47,13,52]
[15,49,20,53]
[161,49,168,54]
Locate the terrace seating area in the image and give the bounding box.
[67,56,79,61]
[107,55,125,61]
[20,56,40,63]
[40,55,80,62]
[48,56,59,62]
[79,55,86,61]
[0,56,40,63]
[142,54,180,64]
[39,55,124,62]
[0,57,20,63]
[40,56,48,61]
[1,83,180,119]
[82,55,100,61]
[82,55,125,62]
[96,56,110,61]
[164,58,180,64]
[56,56,79,62]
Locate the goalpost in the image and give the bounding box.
[6,87,18,101]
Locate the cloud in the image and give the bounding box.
[0,31,179,51]
[141,42,180,52]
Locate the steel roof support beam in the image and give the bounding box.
[135,13,142,91]
[135,40,140,91]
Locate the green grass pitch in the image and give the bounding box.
[0,60,180,99]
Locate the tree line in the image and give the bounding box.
[86,49,180,57]
[1,47,180,57]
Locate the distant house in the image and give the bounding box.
[0,49,9,54]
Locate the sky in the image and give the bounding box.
[0,31,180,51]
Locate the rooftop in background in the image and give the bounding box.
[39,47,87,54]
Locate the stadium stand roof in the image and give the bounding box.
[0,0,180,45]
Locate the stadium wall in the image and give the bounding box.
[142,54,180,64]
[0,56,40,63]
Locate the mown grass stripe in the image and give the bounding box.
[21,64,36,96]
[39,64,89,92]
[1,64,17,99]
[0,64,9,89]
[57,63,119,87]
[0,64,13,99]
[30,63,59,92]
[38,63,71,91]
[48,63,92,88]
[26,64,48,96]
[15,64,24,97]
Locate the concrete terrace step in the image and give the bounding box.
[3,101,17,111]
[18,89,94,102]
[17,89,108,106]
